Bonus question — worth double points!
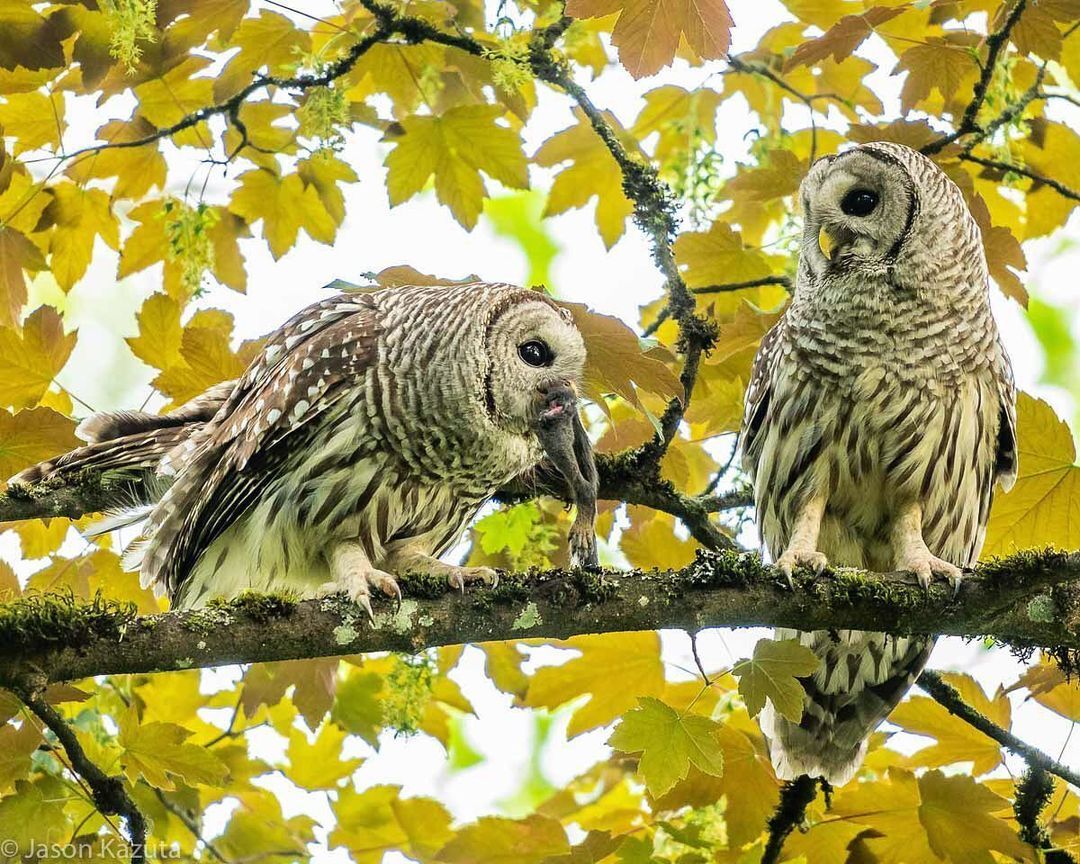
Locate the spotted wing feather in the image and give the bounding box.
[138,294,382,597]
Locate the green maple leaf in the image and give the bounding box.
[608,696,725,797]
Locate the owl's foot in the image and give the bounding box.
[444,565,499,592]
[321,542,401,622]
[891,502,963,595]
[896,549,963,595]
[775,547,829,588]
[385,546,499,592]
[775,493,828,588]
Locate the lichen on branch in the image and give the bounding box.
[1,548,1078,689]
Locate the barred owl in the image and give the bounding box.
[741,142,1017,786]
[14,283,599,613]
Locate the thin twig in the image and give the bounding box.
[1039,92,1080,110]
[155,790,228,862]
[918,670,1080,790]
[18,685,148,863]
[690,633,712,686]
[958,64,1047,156]
[526,23,716,456]
[9,24,395,170]
[693,276,792,295]
[959,154,1080,202]
[922,0,1029,155]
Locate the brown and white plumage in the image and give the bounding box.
[15,283,597,612]
[741,142,1017,785]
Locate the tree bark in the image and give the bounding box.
[1,548,1076,688]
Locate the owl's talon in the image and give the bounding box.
[445,565,498,592]
[775,549,828,589]
[896,551,962,597]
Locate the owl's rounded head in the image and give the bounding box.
[483,293,587,434]
[799,142,933,275]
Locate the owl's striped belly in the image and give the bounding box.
[757,366,998,570]
[176,452,486,608]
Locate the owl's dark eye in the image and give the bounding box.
[518,340,554,367]
[841,189,879,217]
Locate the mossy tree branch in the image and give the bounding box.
[2,549,1080,689]
[762,777,818,864]
[1012,767,1077,863]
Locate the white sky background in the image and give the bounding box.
[3,0,1080,854]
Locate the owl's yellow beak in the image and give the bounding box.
[818,227,835,260]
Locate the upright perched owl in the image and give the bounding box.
[14,283,599,613]
[740,142,1017,785]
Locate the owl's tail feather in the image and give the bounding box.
[761,629,934,786]
[7,382,236,515]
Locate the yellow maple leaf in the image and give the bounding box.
[438,814,569,864]
[621,507,702,569]
[135,55,215,140]
[609,696,725,797]
[213,10,312,102]
[285,724,363,791]
[1008,658,1080,722]
[1021,121,1080,239]
[0,226,44,329]
[732,637,820,721]
[895,36,979,115]
[561,300,682,415]
[983,393,1080,557]
[567,0,733,78]
[384,105,529,230]
[535,109,635,248]
[524,632,666,736]
[42,183,119,292]
[674,220,781,309]
[919,771,1035,863]
[152,308,251,405]
[889,671,1011,775]
[0,306,76,411]
[0,90,64,154]
[65,117,166,200]
[117,708,227,790]
[829,768,940,864]
[126,292,183,372]
[632,85,724,164]
[330,785,453,864]
[229,169,337,259]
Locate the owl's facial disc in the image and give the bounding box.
[485,296,588,433]
[801,147,915,273]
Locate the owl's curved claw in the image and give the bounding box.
[895,549,962,597]
[775,550,828,590]
[446,565,499,592]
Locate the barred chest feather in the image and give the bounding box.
[756,278,1001,572]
